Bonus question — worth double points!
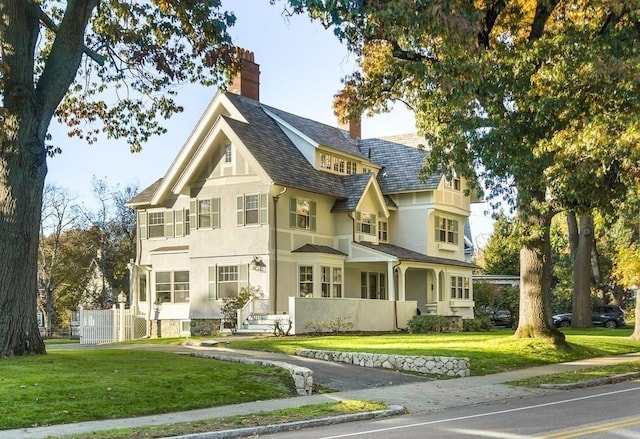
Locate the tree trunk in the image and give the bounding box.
[632,294,640,340]
[571,213,594,328]
[0,114,48,356]
[514,210,566,347]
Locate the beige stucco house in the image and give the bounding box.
[126,51,478,337]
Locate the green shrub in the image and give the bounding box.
[220,286,262,329]
[462,316,492,332]
[407,315,451,333]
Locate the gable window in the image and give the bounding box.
[224,143,232,163]
[155,271,189,303]
[378,219,388,242]
[299,265,313,297]
[356,211,376,236]
[451,276,470,299]
[289,197,316,230]
[237,194,267,226]
[148,212,165,238]
[435,215,458,245]
[444,177,461,191]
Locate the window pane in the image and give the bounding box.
[199,200,211,228]
[245,195,259,225]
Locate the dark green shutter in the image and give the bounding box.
[139,211,147,240]
[371,214,377,236]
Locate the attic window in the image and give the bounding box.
[224,143,232,163]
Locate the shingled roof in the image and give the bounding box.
[356,242,478,269]
[129,92,443,206]
[361,136,442,194]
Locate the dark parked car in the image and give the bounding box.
[552,305,625,329]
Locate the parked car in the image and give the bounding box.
[552,305,625,329]
[490,309,513,327]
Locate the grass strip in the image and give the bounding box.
[60,400,386,439]
[507,361,640,387]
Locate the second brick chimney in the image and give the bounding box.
[229,49,260,101]
[339,116,362,140]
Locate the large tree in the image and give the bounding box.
[0,0,237,357]
[288,0,640,346]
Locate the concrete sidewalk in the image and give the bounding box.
[5,347,640,439]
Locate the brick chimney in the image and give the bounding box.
[339,116,361,140]
[229,49,260,101]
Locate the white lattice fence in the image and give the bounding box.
[80,309,147,345]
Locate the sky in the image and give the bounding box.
[46,1,495,248]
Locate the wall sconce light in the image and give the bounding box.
[250,256,266,271]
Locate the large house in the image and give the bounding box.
[126,51,479,337]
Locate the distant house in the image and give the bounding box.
[126,51,480,337]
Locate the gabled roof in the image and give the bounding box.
[360,135,442,194]
[356,242,478,269]
[261,104,366,159]
[128,92,445,207]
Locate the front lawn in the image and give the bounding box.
[229,328,640,375]
[0,350,296,430]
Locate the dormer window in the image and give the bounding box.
[444,177,461,191]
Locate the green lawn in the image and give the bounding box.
[228,328,640,375]
[0,349,296,430]
[2,329,639,432]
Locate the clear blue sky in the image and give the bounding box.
[46,1,494,247]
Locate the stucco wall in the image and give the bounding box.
[288,297,417,334]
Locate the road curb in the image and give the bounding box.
[167,405,407,439]
[540,372,640,390]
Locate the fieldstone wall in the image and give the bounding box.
[297,349,470,378]
[192,352,313,395]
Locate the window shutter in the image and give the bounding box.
[371,214,377,236]
[260,193,268,224]
[184,208,191,236]
[434,215,440,241]
[174,209,183,237]
[189,200,197,230]
[208,265,217,300]
[238,264,249,293]
[212,198,220,228]
[355,211,362,233]
[289,197,297,228]
[236,195,244,226]
[309,201,317,231]
[164,210,174,238]
[139,211,148,240]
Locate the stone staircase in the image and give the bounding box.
[235,314,293,335]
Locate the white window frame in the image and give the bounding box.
[299,265,313,297]
[378,219,388,242]
[244,194,260,225]
[224,143,233,164]
[155,270,189,303]
[148,212,164,238]
[451,276,470,299]
[435,215,458,245]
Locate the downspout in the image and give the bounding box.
[393,261,401,331]
[272,187,287,314]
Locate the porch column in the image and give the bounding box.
[387,262,396,301]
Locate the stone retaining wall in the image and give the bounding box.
[297,349,470,378]
[192,353,313,395]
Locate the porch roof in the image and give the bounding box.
[292,244,347,256]
[355,242,478,269]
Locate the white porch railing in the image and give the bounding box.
[237,298,270,327]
